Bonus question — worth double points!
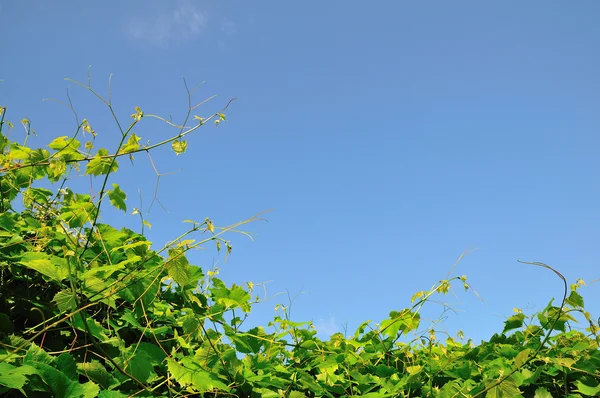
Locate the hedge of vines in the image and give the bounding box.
[1,76,599,397]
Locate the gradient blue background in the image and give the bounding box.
[2,1,599,342]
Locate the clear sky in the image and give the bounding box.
[2,1,599,342]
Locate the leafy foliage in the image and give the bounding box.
[1,77,599,397]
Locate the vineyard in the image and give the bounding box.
[1,78,599,397]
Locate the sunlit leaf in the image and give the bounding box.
[533,387,553,398]
[23,187,53,207]
[503,313,525,334]
[167,358,229,393]
[130,106,144,121]
[485,375,521,398]
[86,148,118,176]
[167,248,191,287]
[0,363,37,389]
[119,133,140,154]
[515,348,531,368]
[81,118,96,137]
[71,315,110,341]
[78,361,115,391]
[53,289,77,313]
[18,252,70,282]
[24,343,54,365]
[566,290,584,308]
[410,291,425,303]
[107,183,127,212]
[205,217,214,234]
[211,280,251,312]
[60,201,97,228]
[9,142,31,160]
[380,310,420,338]
[438,279,450,294]
[48,136,81,152]
[48,158,67,182]
[574,377,600,396]
[172,140,188,155]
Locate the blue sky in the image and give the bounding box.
[2,1,599,342]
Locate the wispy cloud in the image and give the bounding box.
[314,315,340,338]
[220,17,237,37]
[126,1,208,48]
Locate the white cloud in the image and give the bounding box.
[126,1,208,48]
[314,315,340,338]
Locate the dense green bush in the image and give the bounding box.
[0,77,599,397]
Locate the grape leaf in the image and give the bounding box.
[107,184,127,212]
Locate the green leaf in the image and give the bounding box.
[171,140,188,155]
[48,157,67,182]
[566,290,584,308]
[23,187,53,207]
[121,310,143,329]
[53,289,78,312]
[574,377,600,396]
[361,393,387,398]
[238,327,267,354]
[9,142,32,160]
[60,201,98,228]
[29,147,50,161]
[130,106,144,121]
[86,148,118,176]
[107,184,127,212]
[120,133,140,154]
[167,358,229,393]
[18,252,70,282]
[136,342,167,365]
[96,224,129,247]
[78,361,115,390]
[0,363,37,389]
[123,348,154,383]
[24,343,55,365]
[98,391,128,398]
[76,382,101,398]
[211,281,251,312]
[380,310,420,338]
[443,361,473,380]
[181,314,199,336]
[48,136,81,151]
[205,218,214,234]
[485,375,521,398]
[167,248,191,287]
[514,348,531,368]
[55,353,78,381]
[119,272,161,309]
[71,314,110,341]
[534,387,553,398]
[253,388,280,398]
[27,360,99,398]
[502,313,525,334]
[0,212,17,231]
[48,136,84,161]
